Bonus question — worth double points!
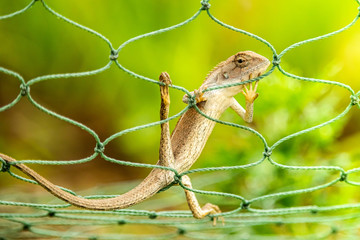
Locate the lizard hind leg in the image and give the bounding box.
[181,175,224,225]
[158,72,175,169]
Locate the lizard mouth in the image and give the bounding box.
[240,58,270,82]
[228,57,270,87]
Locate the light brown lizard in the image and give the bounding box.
[0,51,270,222]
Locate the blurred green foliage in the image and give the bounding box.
[0,0,360,237]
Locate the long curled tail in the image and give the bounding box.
[0,153,169,210]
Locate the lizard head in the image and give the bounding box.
[183,51,270,104]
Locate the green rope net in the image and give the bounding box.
[1,0,360,239]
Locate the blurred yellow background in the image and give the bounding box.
[0,0,360,229]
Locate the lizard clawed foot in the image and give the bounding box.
[159,72,172,106]
[182,87,208,105]
[194,87,207,104]
[242,81,259,103]
[159,72,172,85]
[202,203,224,226]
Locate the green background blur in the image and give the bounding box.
[0,0,360,234]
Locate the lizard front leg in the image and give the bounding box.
[230,81,259,123]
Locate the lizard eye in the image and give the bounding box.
[235,56,248,67]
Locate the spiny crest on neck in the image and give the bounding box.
[202,52,244,85]
[205,60,226,79]
[203,59,229,84]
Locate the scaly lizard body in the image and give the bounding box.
[0,51,270,221]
